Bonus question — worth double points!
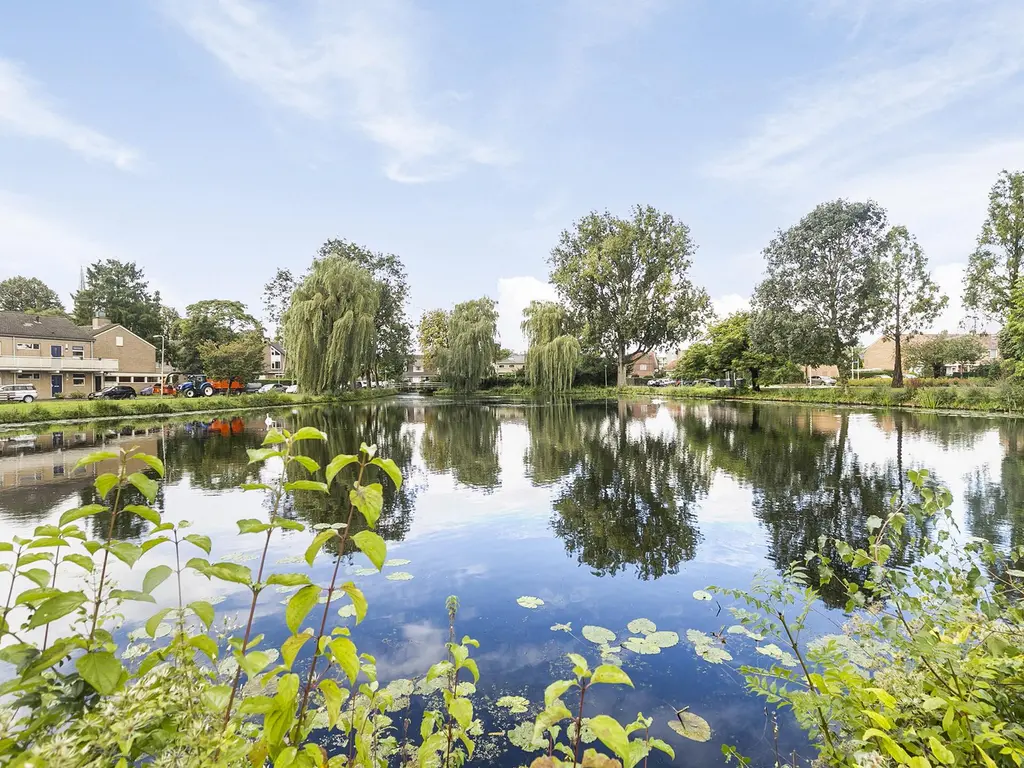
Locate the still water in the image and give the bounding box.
[1,397,1021,765]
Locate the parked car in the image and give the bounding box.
[285,384,298,394]
[808,375,836,387]
[0,384,38,403]
[258,383,286,394]
[140,385,155,396]
[245,382,263,393]
[89,385,137,400]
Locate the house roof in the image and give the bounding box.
[0,312,95,341]
[498,353,526,365]
[267,341,285,355]
[84,323,156,349]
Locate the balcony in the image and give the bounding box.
[0,356,119,372]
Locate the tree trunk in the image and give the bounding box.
[616,347,627,388]
[932,362,943,378]
[892,332,904,388]
[750,367,760,392]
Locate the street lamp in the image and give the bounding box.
[155,335,166,398]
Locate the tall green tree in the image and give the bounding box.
[435,298,499,393]
[999,277,1024,374]
[198,333,265,393]
[963,170,1024,324]
[751,199,888,385]
[906,333,987,378]
[521,300,581,392]
[172,300,262,373]
[261,268,296,339]
[549,204,711,386]
[875,225,947,387]
[417,309,450,372]
[72,259,163,342]
[282,258,379,393]
[0,276,64,313]
[317,240,412,384]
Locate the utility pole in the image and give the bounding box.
[156,334,166,397]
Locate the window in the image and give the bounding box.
[72,374,85,385]
[133,376,145,383]
[16,343,40,350]
[53,465,65,477]
[104,376,117,383]
[639,364,648,372]
[17,373,40,380]
[414,365,423,372]
[115,336,124,347]
[72,345,84,359]
[271,361,282,369]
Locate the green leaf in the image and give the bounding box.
[340,582,367,624]
[591,665,634,687]
[273,518,305,531]
[246,447,283,464]
[304,529,338,566]
[27,537,69,549]
[544,679,575,709]
[352,530,386,570]
[325,454,358,487]
[929,735,955,765]
[26,591,86,629]
[866,686,897,709]
[0,542,12,552]
[58,504,107,527]
[266,573,312,587]
[72,451,119,472]
[64,554,94,572]
[184,534,211,554]
[206,563,252,585]
[95,473,120,498]
[370,457,403,490]
[145,608,173,638]
[320,679,344,728]
[21,568,51,588]
[108,542,143,567]
[133,453,165,477]
[238,650,272,678]
[127,472,158,503]
[450,697,473,730]
[201,684,232,711]
[238,696,276,715]
[282,630,313,669]
[143,565,173,594]
[567,652,590,677]
[237,518,271,534]
[188,634,218,661]
[328,637,360,684]
[189,600,215,629]
[15,587,62,606]
[240,483,271,491]
[588,715,630,760]
[648,738,674,759]
[863,728,911,764]
[141,537,168,554]
[284,480,329,494]
[77,651,124,695]
[291,455,320,473]
[286,585,320,634]
[292,426,327,442]
[262,428,287,446]
[108,589,156,604]
[123,504,161,525]
[350,483,384,527]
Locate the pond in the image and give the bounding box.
[1,396,1022,766]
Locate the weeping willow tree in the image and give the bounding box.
[436,297,499,393]
[522,300,581,391]
[282,258,379,393]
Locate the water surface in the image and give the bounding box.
[1,397,1021,765]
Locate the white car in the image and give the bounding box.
[808,375,836,387]
[0,384,38,403]
[285,384,298,394]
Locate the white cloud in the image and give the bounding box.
[709,2,1024,184]
[0,192,116,300]
[496,276,558,352]
[0,59,139,170]
[164,0,513,183]
[711,293,749,319]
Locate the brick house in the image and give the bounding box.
[85,316,165,390]
[627,351,658,379]
[861,333,999,374]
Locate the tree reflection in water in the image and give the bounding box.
[421,405,501,491]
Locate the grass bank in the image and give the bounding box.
[469,382,1024,414]
[0,389,397,427]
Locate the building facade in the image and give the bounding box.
[627,351,658,379]
[402,354,439,384]
[861,333,999,374]
[88,317,166,389]
[263,341,286,378]
[494,353,525,374]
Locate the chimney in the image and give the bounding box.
[92,309,111,330]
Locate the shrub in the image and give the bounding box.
[957,385,988,406]
[915,387,956,408]
[688,471,1024,767]
[998,380,1024,411]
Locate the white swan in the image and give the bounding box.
[265,413,274,428]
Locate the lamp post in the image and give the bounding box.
[155,334,166,398]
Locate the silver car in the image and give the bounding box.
[0,384,38,403]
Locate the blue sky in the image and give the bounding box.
[1,0,1022,349]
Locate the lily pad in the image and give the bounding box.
[496,695,530,714]
[581,625,616,645]
[516,596,544,609]
[222,552,258,563]
[456,681,476,697]
[756,643,798,668]
[646,630,679,648]
[627,618,656,634]
[338,604,356,618]
[385,572,414,581]
[384,559,411,567]
[550,623,572,633]
[352,567,378,576]
[622,636,661,655]
[692,590,713,601]
[507,721,546,752]
[275,555,305,565]
[567,718,597,744]
[122,642,149,659]
[727,625,764,641]
[687,629,732,664]
[668,712,711,742]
